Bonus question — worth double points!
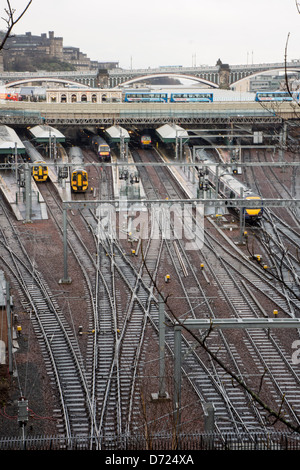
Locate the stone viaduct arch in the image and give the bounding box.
[230,67,300,91]
[2,64,300,91]
[5,77,91,89]
[111,73,219,89]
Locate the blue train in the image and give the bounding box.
[170,92,213,102]
[255,91,300,102]
[124,91,213,103]
[124,92,168,102]
[123,89,299,105]
[90,134,111,162]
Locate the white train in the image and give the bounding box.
[198,159,263,222]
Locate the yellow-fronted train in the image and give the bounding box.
[23,140,48,182]
[198,158,263,223]
[69,146,88,192]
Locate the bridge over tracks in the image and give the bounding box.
[2,60,300,89]
[0,101,292,127]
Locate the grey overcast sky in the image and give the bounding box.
[5,0,300,69]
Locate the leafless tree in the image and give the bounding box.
[282,2,300,105]
[245,230,300,302]
[140,242,300,435]
[0,0,32,51]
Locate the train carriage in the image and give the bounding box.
[69,146,88,192]
[140,134,152,148]
[199,159,263,222]
[23,140,48,182]
[124,92,168,103]
[255,91,300,102]
[170,92,213,102]
[90,134,111,162]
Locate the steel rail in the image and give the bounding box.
[35,182,104,443]
[133,146,264,434]
[0,204,74,438]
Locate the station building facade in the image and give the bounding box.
[46,88,122,103]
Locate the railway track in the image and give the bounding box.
[84,200,163,436]
[83,153,154,436]
[203,221,300,428]
[2,139,300,443]
[37,158,118,440]
[0,200,96,439]
[130,147,261,434]
[131,144,300,434]
[37,151,162,439]
[243,148,300,309]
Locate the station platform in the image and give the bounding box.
[0,171,48,221]
[0,157,71,222]
[46,159,71,202]
[159,151,218,216]
[111,153,146,211]
[162,154,198,199]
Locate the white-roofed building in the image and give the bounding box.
[28,125,65,143]
[0,125,25,154]
[105,125,130,143]
[156,124,189,144]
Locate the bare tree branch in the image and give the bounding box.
[284,32,292,97]
[0,0,32,51]
[140,240,300,433]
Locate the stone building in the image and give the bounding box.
[0,30,118,72]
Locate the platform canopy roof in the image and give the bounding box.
[29,125,65,143]
[105,125,130,143]
[156,124,189,144]
[0,125,26,154]
[20,87,46,97]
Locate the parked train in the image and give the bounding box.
[124,92,168,103]
[124,90,298,104]
[198,159,263,222]
[140,134,152,148]
[90,134,111,161]
[68,146,88,192]
[124,91,214,103]
[255,91,300,102]
[170,92,213,102]
[23,140,48,182]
